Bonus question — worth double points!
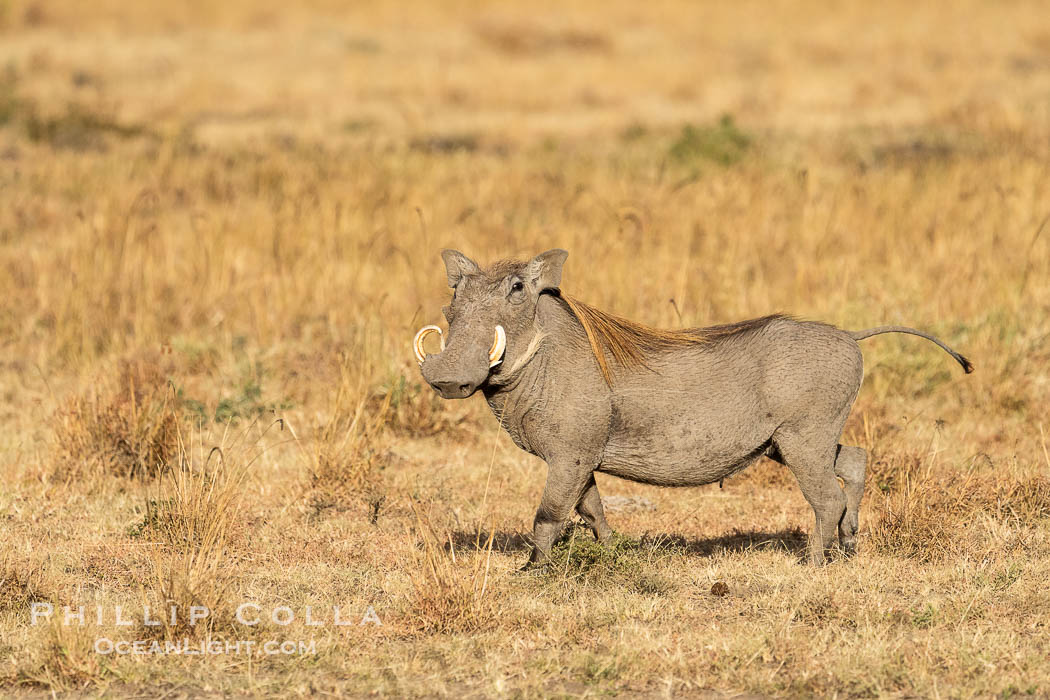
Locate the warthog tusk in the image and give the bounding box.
[489,325,506,368]
[413,325,444,365]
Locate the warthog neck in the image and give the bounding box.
[482,335,555,457]
[481,295,612,461]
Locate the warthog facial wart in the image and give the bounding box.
[414,249,973,566]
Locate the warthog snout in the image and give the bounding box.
[416,324,506,399]
[425,375,477,399]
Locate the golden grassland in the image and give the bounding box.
[2,0,1050,696]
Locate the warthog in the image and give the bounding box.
[415,249,973,565]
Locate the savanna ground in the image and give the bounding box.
[1,0,1050,696]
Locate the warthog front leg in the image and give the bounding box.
[576,474,613,542]
[834,445,867,555]
[527,462,593,567]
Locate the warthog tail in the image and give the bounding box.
[850,326,974,373]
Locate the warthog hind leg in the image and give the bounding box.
[576,474,613,542]
[833,445,867,555]
[773,431,848,565]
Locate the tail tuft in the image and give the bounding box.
[959,354,975,374]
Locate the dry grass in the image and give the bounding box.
[51,351,179,481]
[303,356,392,519]
[407,500,500,635]
[869,455,1050,562]
[2,0,1050,696]
[137,419,262,644]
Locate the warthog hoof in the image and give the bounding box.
[517,560,550,575]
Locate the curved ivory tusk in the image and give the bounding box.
[489,325,506,368]
[413,325,444,365]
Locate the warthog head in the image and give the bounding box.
[416,249,567,399]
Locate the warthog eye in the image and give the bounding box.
[507,278,525,304]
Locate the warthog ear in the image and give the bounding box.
[526,249,568,294]
[440,249,480,288]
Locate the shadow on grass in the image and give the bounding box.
[449,530,532,553]
[641,527,808,557]
[449,526,807,558]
